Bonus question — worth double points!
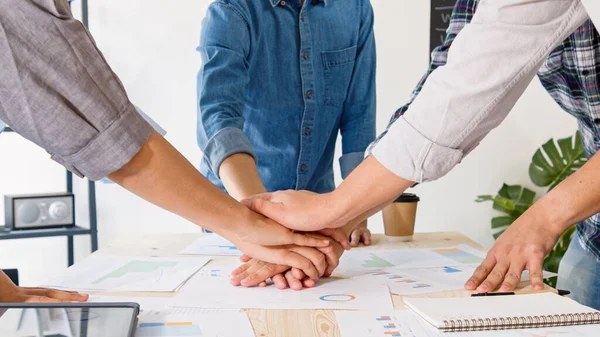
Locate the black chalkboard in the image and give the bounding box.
[430,0,455,56]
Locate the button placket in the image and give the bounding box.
[296,7,315,189]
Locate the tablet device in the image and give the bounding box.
[0,302,139,337]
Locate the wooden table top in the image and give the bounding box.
[91,232,542,337]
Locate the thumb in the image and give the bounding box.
[291,232,330,248]
[242,194,286,222]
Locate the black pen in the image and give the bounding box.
[471,292,515,297]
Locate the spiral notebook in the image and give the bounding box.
[404,293,600,332]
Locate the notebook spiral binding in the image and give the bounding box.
[441,312,600,332]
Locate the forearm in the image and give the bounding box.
[531,151,600,236]
[326,156,414,228]
[109,132,257,236]
[219,153,267,201]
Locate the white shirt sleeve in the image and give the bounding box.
[372,0,589,183]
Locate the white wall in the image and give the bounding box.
[0,0,577,286]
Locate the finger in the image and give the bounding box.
[465,256,497,290]
[241,264,288,287]
[23,287,80,294]
[23,289,88,302]
[241,194,284,222]
[231,261,264,284]
[274,250,320,281]
[258,281,268,287]
[320,245,340,277]
[527,258,545,291]
[361,230,372,246]
[322,229,351,250]
[285,270,303,290]
[499,262,526,292]
[476,261,510,293]
[239,254,252,263]
[272,274,289,290]
[302,277,316,288]
[290,232,330,248]
[291,268,305,280]
[350,230,361,247]
[24,296,67,303]
[290,247,327,278]
[231,262,252,278]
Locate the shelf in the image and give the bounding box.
[0,226,94,240]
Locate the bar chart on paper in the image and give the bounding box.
[43,256,210,292]
[137,321,202,337]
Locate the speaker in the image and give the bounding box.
[4,193,75,230]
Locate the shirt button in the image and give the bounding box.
[304,127,311,135]
[303,51,309,59]
[306,91,312,98]
[582,70,591,76]
[301,164,307,171]
[594,118,600,125]
[280,1,286,6]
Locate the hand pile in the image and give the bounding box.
[225,190,371,290]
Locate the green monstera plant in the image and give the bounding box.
[476,131,587,287]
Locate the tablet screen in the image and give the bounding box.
[0,306,137,337]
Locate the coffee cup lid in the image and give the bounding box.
[394,193,420,203]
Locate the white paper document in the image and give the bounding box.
[137,308,254,337]
[334,245,485,278]
[171,275,393,310]
[179,235,242,256]
[88,295,171,312]
[43,255,210,292]
[334,310,600,337]
[359,266,557,295]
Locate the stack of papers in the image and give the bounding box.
[43,255,210,292]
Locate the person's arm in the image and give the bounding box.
[196,2,266,200]
[466,150,600,292]
[0,270,88,303]
[245,0,590,231]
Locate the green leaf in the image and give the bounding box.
[476,184,536,238]
[529,131,588,190]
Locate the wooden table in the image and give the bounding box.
[92,232,542,337]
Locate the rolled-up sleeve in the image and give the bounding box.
[196,3,255,178]
[0,0,153,180]
[372,0,589,183]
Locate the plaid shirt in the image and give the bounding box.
[370,0,600,260]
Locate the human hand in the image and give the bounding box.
[227,209,330,248]
[319,220,371,250]
[231,238,345,288]
[242,190,344,231]
[464,210,561,293]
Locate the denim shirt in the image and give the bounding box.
[197,0,376,194]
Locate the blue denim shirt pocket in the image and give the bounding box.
[322,45,357,107]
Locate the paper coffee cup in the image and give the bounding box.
[382,193,419,241]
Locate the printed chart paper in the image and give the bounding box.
[43,255,210,292]
[171,276,393,310]
[334,245,485,278]
[179,235,242,256]
[137,308,254,337]
[336,310,600,337]
[336,310,522,337]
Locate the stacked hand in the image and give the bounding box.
[225,191,371,289]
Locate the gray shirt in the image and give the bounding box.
[0,0,153,180]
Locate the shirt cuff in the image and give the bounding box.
[339,151,365,179]
[100,106,167,184]
[203,127,256,179]
[50,103,154,181]
[371,117,463,183]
